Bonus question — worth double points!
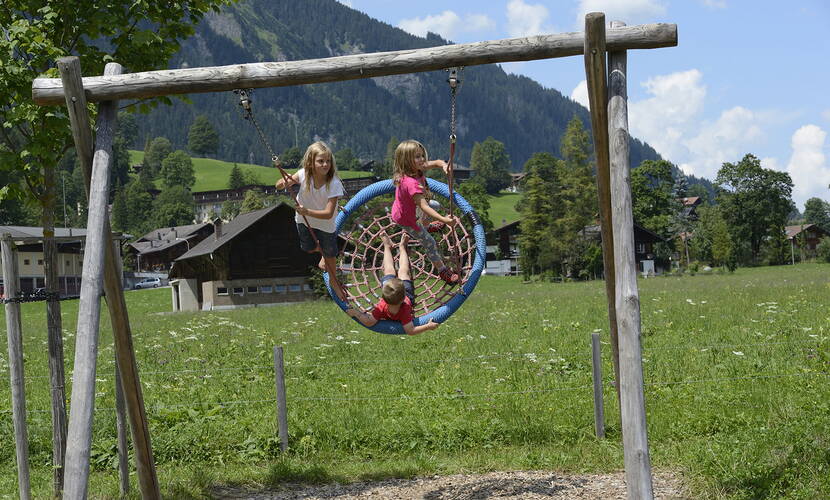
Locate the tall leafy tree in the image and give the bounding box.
[517,172,551,276]
[716,153,794,265]
[281,146,303,168]
[470,137,512,195]
[803,197,830,232]
[160,150,195,189]
[188,115,220,157]
[455,181,493,237]
[240,189,266,213]
[335,148,360,171]
[630,159,679,239]
[123,177,155,236]
[152,186,195,228]
[145,137,173,177]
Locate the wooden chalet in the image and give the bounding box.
[786,223,830,256]
[168,204,320,311]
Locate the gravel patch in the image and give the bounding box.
[212,470,689,499]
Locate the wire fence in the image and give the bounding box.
[2,335,826,416]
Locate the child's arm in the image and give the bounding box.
[414,194,458,225]
[345,307,379,327]
[296,196,340,220]
[276,173,300,190]
[426,159,449,175]
[403,319,439,336]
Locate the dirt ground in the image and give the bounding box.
[211,470,690,499]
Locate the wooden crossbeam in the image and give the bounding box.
[32,23,676,105]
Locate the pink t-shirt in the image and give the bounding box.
[391,174,425,229]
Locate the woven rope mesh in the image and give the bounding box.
[337,198,475,316]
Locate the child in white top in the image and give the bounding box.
[276,141,346,300]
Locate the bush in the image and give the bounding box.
[817,237,830,263]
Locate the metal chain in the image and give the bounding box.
[235,89,280,165]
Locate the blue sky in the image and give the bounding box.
[338,0,830,210]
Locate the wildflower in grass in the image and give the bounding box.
[348,340,360,345]
[184,336,198,340]
[335,335,344,340]
[686,299,696,305]
[733,351,744,356]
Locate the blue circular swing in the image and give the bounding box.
[324,178,487,334]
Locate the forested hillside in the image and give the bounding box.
[133,0,661,170]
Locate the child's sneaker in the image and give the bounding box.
[438,267,460,285]
[427,221,445,233]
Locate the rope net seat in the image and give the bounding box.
[325,178,487,334]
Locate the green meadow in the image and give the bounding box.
[1,264,829,498]
[128,151,373,193]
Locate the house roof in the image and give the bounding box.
[137,222,210,243]
[175,205,281,261]
[681,196,700,206]
[0,225,128,243]
[785,223,827,239]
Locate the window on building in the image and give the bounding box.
[636,243,646,254]
[303,284,312,291]
[23,259,30,265]
[275,285,287,293]
[217,287,228,295]
[233,287,244,296]
[66,260,70,266]
[38,259,43,265]
[288,284,301,292]
[261,285,273,293]
[247,286,259,294]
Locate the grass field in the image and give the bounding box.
[128,151,373,193]
[1,263,828,497]
[488,191,521,227]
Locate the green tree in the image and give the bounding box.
[374,136,398,179]
[517,173,551,276]
[631,159,679,238]
[455,181,493,237]
[222,200,241,220]
[715,153,794,265]
[470,137,512,195]
[188,115,220,156]
[124,178,155,236]
[803,197,830,232]
[145,137,173,177]
[240,189,266,213]
[160,150,195,189]
[816,237,830,263]
[335,148,360,171]
[110,188,129,232]
[281,146,303,168]
[228,164,245,189]
[152,186,195,228]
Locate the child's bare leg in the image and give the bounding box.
[322,255,346,301]
[381,234,396,276]
[398,234,411,281]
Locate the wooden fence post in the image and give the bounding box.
[58,56,160,499]
[608,19,655,499]
[274,346,289,452]
[591,333,606,438]
[2,233,31,499]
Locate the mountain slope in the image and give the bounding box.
[134,0,661,171]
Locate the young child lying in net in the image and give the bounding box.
[345,234,440,335]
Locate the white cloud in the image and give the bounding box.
[398,10,494,41]
[570,80,589,108]
[506,0,555,38]
[574,0,667,28]
[682,106,763,179]
[628,69,706,163]
[785,125,829,208]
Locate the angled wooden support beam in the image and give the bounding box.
[606,18,655,500]
[33,23,677,105]
[58,57,160,499]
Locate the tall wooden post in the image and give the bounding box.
[42,165,68,496]
[2,234,31,499]
[583,12,621,400]
[608,20,655,499]
[60,59,160,498]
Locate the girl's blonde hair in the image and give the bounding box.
[301,141,337,192]
[392,140,429,186]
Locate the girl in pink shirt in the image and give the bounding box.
[391,140,459,284]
